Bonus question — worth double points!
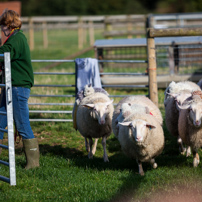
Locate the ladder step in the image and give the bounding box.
[0,144,8,149]
[0,111,7,115]
[0,160,9,166]
[0,175,10,183]
[0,128,8,133]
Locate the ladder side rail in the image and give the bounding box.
[4,52,16,186]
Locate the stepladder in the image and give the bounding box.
[0,52,16,186]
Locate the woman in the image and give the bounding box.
[0,9,39,169]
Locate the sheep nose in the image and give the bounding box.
[100,120,105,125]
[195,120,200,126]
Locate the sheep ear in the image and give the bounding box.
[166,92,178,98]
[106,99,114,106]
[118,121,132,127]
[82,104,95,109]
[146,123,156,129]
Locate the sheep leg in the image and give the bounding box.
[85,138,90,152]
[186,146,191,157]
[92,138,98,155]
[177,136,186,154]
[136,160,144,176]
[88,137,94,159]
[102,136,109,162]
[193,151,200,167]
[150,158,157,169]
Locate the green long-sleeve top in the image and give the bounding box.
[0,30,34,88]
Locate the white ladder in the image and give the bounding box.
[0,52,16,186]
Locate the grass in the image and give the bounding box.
[1,29,202,202]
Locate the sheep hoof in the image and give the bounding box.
[180,147,186,155]
[186,150,191,157]
[88,153,93,159]
[139,171,144,176]
[103,156,109,162]
[153,163,157,169]
[193,158,199,167]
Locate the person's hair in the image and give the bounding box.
[0,9,22,29]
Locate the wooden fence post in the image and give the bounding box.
[105,16,112,39]
[168,45,174,75]
[83,21,87,45]
[78,17,84,49]
[127,15,132,39]
[147,29,158,106]
[42,21,48,49]
[29,18,34,51]
[89,21,94,46]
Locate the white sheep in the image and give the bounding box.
[164,81,201,106]
[118,113,164,176]
[164,81,201,154]
[72,85,114,162]
[112,96,163,138]
[178,94,202,167]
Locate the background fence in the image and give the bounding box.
[1,13,202,50]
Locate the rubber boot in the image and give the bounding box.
[0,139,2,155]
[23,138,40,169]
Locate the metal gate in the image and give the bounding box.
[29,58,148,122]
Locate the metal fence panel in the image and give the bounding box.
[30,59,148,122]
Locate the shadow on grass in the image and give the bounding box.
[14,120,192,202]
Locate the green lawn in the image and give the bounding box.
[0,29,202,202]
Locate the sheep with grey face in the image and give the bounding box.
[72,85,114,162]
[197,78,202,90]
[164,81,201,154]
[178,94,202,167]
[112,95,163,138]
[118,113,164,176]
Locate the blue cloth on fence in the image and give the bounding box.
[75,58,102,92]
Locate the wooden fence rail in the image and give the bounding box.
[18,14,202,51]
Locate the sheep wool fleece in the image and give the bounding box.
[112,95,163,138]
[76,92,114,139]
[178,108,202,150]
[118,113,165,162]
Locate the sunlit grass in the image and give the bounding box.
[1,29,202,202]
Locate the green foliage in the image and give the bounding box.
[3,0,200,16]
[7,0,159,15]
[3,0,202,16]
